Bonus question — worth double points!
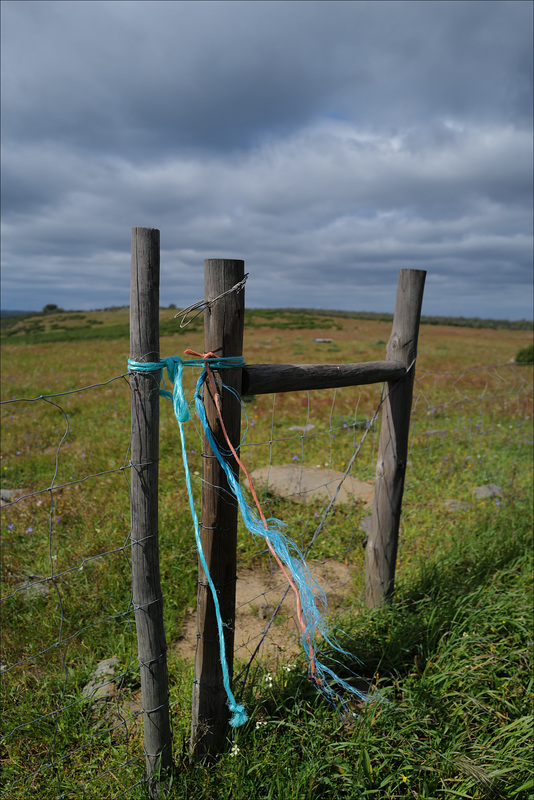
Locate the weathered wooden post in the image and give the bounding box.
[365,269,426,608]
[191,259,245,758]
[130,228,173,794]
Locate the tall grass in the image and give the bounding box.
[1,316,532,799]
[174,493,533,800]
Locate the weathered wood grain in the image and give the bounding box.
[130,227,172,793]
[242,360,406,395]
[364,269,426,608]
[191,259,245,758]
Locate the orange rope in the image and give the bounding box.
[186,349,320,682]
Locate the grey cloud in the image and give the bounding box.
[3,1,532,157]
[1,1,532,319]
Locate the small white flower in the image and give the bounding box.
[229,743,240,757]
[255,720,268,729]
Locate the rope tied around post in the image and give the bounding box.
[129,350,373,725]
[129,353,248,728]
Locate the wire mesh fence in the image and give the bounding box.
[221,363,533,693]
[1,360,532,798]
[1,374,149,798]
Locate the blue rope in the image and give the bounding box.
[193,369,369,709]
[129,355,247,727]
[129,354,370,720]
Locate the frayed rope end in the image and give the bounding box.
[228,704,248,728]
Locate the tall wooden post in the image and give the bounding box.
[130,228,172,794]
[365,269,426,609]
[191,259,245,758]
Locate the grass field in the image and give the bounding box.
[1,308,532,799]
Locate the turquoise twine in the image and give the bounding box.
[129,355,370,716]
[193,369,369,710]
[128,356,248,727]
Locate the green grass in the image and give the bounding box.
[173,496,533,800]
[1,317,533,799]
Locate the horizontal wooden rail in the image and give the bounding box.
[241,360,406,396]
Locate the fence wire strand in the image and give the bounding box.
[1,361,532,797]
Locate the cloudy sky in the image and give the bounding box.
[1,1,532,319]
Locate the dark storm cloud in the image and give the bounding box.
[3,1,532,155]
[1,0,532,318]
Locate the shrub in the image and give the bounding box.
[515,342,534,363]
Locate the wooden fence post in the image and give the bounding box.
[130,228,173,794]
[191,259,245,758]
[365,269,426,609]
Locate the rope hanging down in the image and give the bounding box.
[129,354,247,727]
[128,353,369,727]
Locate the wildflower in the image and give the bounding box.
[291,454,299,461]
[229,743,240,757]
[26,527,33,533]
[255,720,268,729]
[401,774,408,783]
[7,524,13,531]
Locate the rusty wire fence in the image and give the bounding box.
[1,361,532,798]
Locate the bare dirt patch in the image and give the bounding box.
[174,558,357,666]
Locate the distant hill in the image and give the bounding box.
[1,306,532,346]
[269,308,533,331]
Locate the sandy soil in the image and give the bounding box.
[174,557,357,666]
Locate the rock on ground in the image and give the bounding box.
[249,464,374,508]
